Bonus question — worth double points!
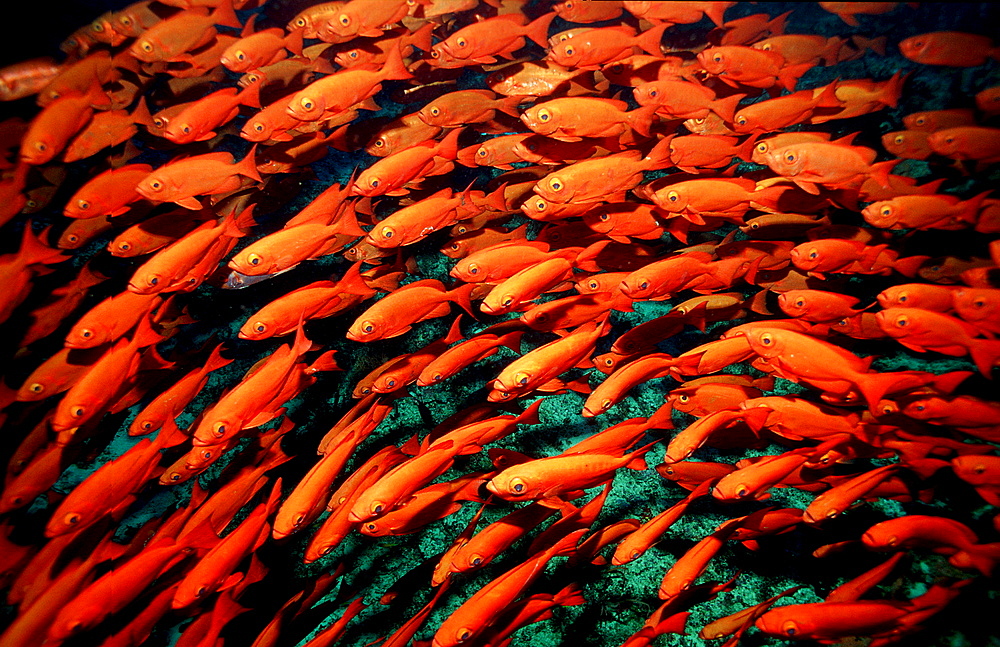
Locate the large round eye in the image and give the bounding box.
[601,398,612,410]
[429,373,442,383]
[533,198,547,211]
[713,53,722,63]
[667,190,679,203]
[895,314,909,327]
[807,248,818,260]
[348,50,358,59]
[599,212,610,222]
[300,97,314,111]
[214,423,225,438]
[371,502,383,515]
[896,292,908,304]
[235,50,246,61]
[180,125,191,134]
[80,329,93,338]
[564,45,574,56]
[247,253,261,266]
[537,108,551,122]
[429,106,440,117]
[149,180,162,191]
[369,178,380,188]
[295,17,306,27]
[139,420,152,431]
[28,382,44,394]
[117,242,131,252]
[735,485,749,498]
[467,263,479,274]
[77,199,90,211]
[760,332,774,346]
[915,115,926,126]
[72,406,86,418]
[167,471,181,481]
[247,73,260,84]
[194,586,207,598]
[736,115,747,126]
[756,142,768,154]
[148,276,159,286]
[509,478,526,494]
[385,378,396,388]
[588,279,599,289]
[200,449,213,460]
[152,117,165,128]
[973,298,986,308]
[35,141,47,152]
[67,234,80,244]
[785,152,796,162]
[514,372,529,386]
[253,123,264,132]
[64,512,81,526]
[381,226,394,239]
[548,176,563,191]
[648,88,658,97]
[639,280,649,290]
[457,629,472,642]
[782,621,798,636]
[678,394,689,403]
[362,321,374,333]
[456,37,467,48]
[338,13,350,26]
[253,322,266,333]
[794,298,805,308]
[140,41,153,52]
[893,134,905,145]
[469,555,483,566]
[477,148,488,158]
[761,42,772,51]
[501,295,513,307]
[880,205,892,217]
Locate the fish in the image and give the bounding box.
[347,278,475,341]
[430,12,555,69]
[135,147,261,210]
[898,31,1000,67]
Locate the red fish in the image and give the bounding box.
[899,31,1000,67]
[430,12,555,68]
[347,279,475,341]
[136,147,261,210]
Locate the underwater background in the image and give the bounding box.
[0,1,999,646]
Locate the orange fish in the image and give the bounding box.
[876,307,1000,377]
[521,97,656,142]
[547,24,668,69]
[130,2,240,63]
[899,31,1000,67]
[698,45,814,91]
[347,278,475,341]
[926,126,1000,164]
[353,128,462,197]
[20,85,109,165]
[136,148,261,210]
[63,164,151,218]
[162,81,261,144]
[430,12,555,69]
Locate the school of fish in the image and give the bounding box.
[0,1,998,646]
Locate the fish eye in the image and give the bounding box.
[881,205,892,217]
[548,177,563,191]
[292,514,304,528]
[121,16,131,25]
[565,46,574,56]
[72,406,86,417]
[35,141,47,152]
[973,464,986,474]
[713,53,722,63]
[667,190,679,203]
[639,280,649,290]
[431,49,440,58]
[295,18,306,27]
[785,152,796,162]
[894,134,905,145]
[601,398,612,410]
[599,213,609,221]
[468,263,478,274]
[64,512,81,525]
[370,178,380,188]
[915,116,926,126]
[470,555,482,566]
[200,449,213,459]
[29,382,44,393]
[300,97,314,110]
[537,108,551,122]
[381,226,394,239]
[514,372,529,386]
[168,472,181,481]
[648,88,658,97]
[795,298,805,308]
[348,50,358,59]
[761,43,771,50]
[760,332,774,346]
[973,298,986,308]
[756,142,768,153]
[118,242,131,252]
[456,37,467,48]
[808,249,818,260]
[477,148,487,157]
[140,41,153,52]
[362,321,374,333]
[735,486,749,498]
[77,199,90,210]
[736,115,747,126]
[254,322,266,333]
[457,226,468,234]
[678,394,689,402]
[181,125,191,134]
[80,329,93,338]
[213,424,225,438]
[153,117,165,128]
[509,478,526,494]
[247,253,262,266]
[253,123,264,132]
[533,198,547,211]
[457,629,472,642]
[895,314,909,327]
[944,136,954,144]
[140,420,152,431]
[338,14,350,26]
[430,373,442,382]
[235,50,245,61]
[195,586,207,598]
[365,522,377,532]
[386,378,396,388]
[897,293,908,303]
[588,279,599,289]
[247,74,260,83]
[149,180,162,191]
[372,503,383,515]
[501,296,513,307]
[429,106,440,116]
[67,234,79,244]
[782,621,798,636]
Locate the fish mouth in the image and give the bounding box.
[484,481,501,497]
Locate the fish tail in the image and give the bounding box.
[448,282,478,317]
[210,0,241,29]
[236,144,262,183]
[970,339,1000,378]
[893,254,930,279]
[381,44,414,82]
[710,93,744,123]
[524,12,556,48]
[637,22,669,56]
